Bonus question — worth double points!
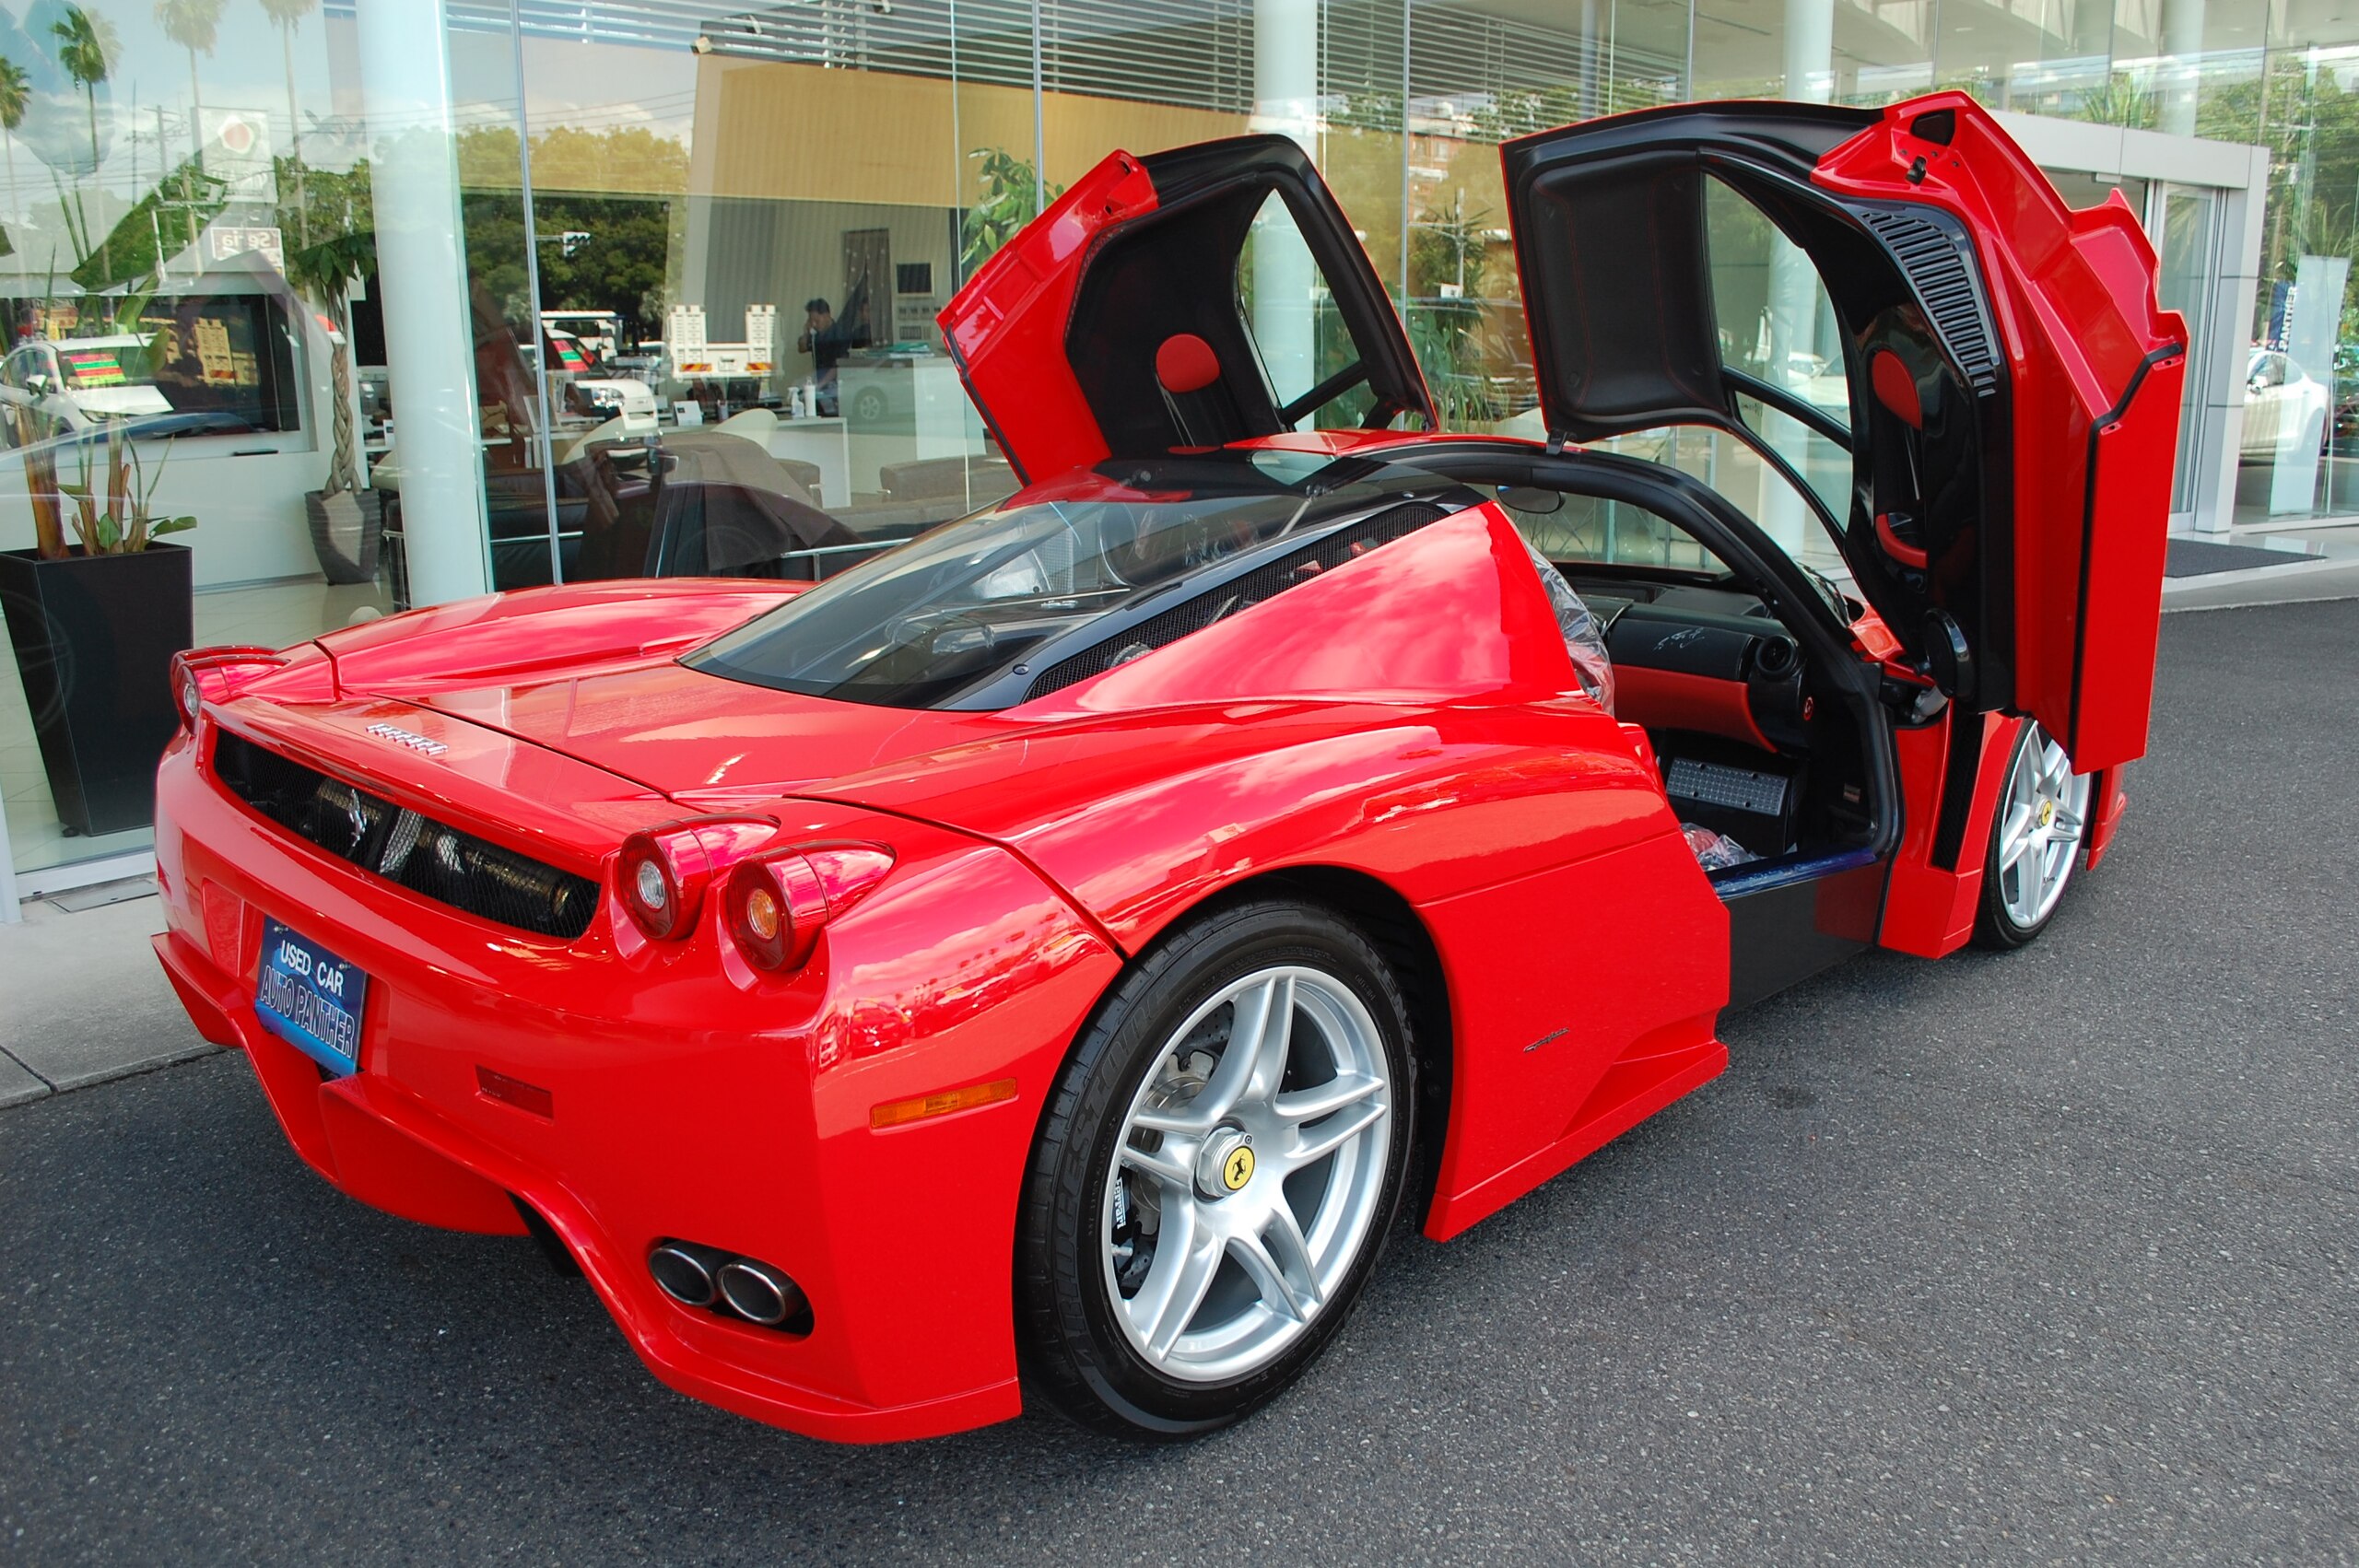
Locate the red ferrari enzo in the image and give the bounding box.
[153,94,2183,1442]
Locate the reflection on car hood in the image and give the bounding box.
[409,660,1000,799]
[313,579,992,799]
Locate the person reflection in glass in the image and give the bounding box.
[798,298,851,416]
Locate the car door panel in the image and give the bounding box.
[940,135,1435,480]
[1813,100,2186,773]
[938,150,1162,483]
[1502,93,2185,774]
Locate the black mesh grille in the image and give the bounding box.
[210,730,602,941]
[1857,207,2001,396]
[1023,501,1448,702]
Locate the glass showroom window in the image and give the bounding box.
[1,0,384,886]
[429,2,1025,605]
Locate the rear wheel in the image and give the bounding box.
[1975,720,2093,949]
[1016,901,1414,1438]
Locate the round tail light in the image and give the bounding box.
[169,646,287,733]
[615,818,780,942]
[617,829,707,941]
[725,844,894,973]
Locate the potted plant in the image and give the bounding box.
[958,148,1062,278]
[0,369,197,837]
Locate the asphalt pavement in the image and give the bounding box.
[3,600,2355,1565]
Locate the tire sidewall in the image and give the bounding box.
[1019,901,1416,1437]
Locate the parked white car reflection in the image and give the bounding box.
[2242,348,2331,458]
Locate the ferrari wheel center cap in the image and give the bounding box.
[2037,799,2057,828]
[1199,1129,1255,1198]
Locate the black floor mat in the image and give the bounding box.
[2165,537,2314,577]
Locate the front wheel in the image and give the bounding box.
[1975,719,2094,949]
[1015,901,1414,1438]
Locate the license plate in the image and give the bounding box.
[254,919,369,1076]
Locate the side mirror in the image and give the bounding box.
[1922,609,1974,701]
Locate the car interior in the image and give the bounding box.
[1391,448,1887,883]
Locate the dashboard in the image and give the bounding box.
[1567,578,1812,756]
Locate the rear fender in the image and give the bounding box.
[975,703,1729,1243]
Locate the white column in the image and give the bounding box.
[1253,0,1320,416]
[1782,0,1835,104]
[1761,0,1836,556]
[356,0,490,606]
[2159,0,2205,139]
[0,808,19,921]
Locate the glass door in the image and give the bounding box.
[2149,184,2221,523]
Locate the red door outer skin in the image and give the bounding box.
[1813,94,2186,774]
[936,150,1160,482]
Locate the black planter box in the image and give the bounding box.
[0,543,194,837]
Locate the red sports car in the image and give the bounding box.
[152,94,2183,1442]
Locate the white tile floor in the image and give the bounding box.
[4,575,391,876]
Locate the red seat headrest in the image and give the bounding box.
[1156,333,1222,395]
[1871,348,1923,429]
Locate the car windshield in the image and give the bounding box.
[687,450,1461,708]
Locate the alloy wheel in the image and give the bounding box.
[1099,965,1393,1385]
[1993,722,2093,930]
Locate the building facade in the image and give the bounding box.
[0,0,2343,896]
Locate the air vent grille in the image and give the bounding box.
[1857,207,2001,395]
[1024,500,1449,701]
[210,730,602,941]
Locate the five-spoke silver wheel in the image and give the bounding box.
[1991,720,2092,934]
[1100,965,1392,1384]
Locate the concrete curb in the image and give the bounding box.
[2162,554,2359,611]
[0,892,220,1109]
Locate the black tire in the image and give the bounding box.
[1015,899,1416,1439]
[1973,720,2087,950]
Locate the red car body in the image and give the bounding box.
[152,93,2182,1442]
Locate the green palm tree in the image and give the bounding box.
[155,0,225,164]
[0,58,29,228]
[52,5,117,175]
[258,0,316,243]
[52,6,118,284]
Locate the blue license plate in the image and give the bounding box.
[254,919,369,1076]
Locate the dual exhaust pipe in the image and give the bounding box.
[649,1239,812,1334]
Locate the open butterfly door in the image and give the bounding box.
[939,136,1435,485]
[1501,92,2187,771]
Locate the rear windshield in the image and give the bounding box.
[687,451,1461,708]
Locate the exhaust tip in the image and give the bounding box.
[717,1258,807,1328]
[648,1241,722,1307]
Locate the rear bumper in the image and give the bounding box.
[155,930,1012,1440]
[151,728,1121,1444]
